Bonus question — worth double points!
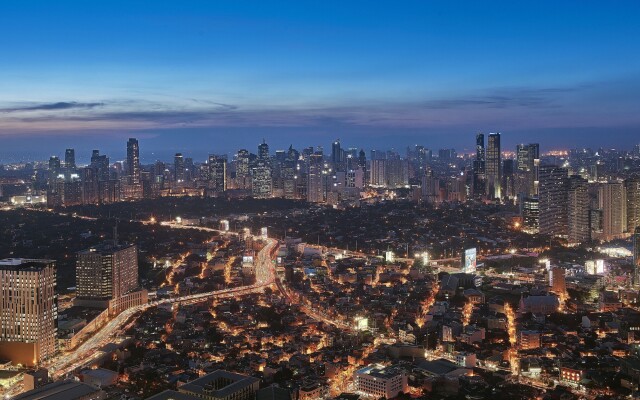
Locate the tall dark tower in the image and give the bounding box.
[126,138,140,184]
[473,133,486,197]
[174,153,185,182]
[634,227,640,285]
[65,148,76,169]
[486,133,502,199]
[332,139,342,168]
[258,139,270,161]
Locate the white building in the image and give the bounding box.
[354,364,408,399]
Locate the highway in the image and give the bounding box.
[40,234,278,381]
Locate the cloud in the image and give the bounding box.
[0,101,104,113]
[0,78,639,135]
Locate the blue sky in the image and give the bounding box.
[1,1,640,161]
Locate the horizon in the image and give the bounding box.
[1,1,640,157]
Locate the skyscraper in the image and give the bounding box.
[516,143,540,196]
[567,175,590,244]
[64,148,76,169]
[486,133,502,199]
[539,165,568,237]
[174,153,185,183]
[307,153,325,203]
[208,155,227,194]
[626,176,640,232]
[634,227,640,285]
[473,133,485,197]
[251,160,272,199]
[258,140,270,161]
[598,181,627,241]
[522,196,539,234]
[331,139,342,169]
[76,242,138,308]
[0,258,57,366]
[126,138,140,184]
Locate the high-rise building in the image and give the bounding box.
[208,155,227,194]
[516,143,540,196]
[123,138,143,199]
[370,159,386,186]
[126,138,140,184]
[91,150,110,181]
[258,140,270,161]
[539,165,568,237]
[385,159,409,188]
[174,153,185,183]
[626,177,640,232]
[331,139,342,169]
[307,153,324,203]
[76,242,138,308]
[567,175,590,244]
[473,133,486,198]
[522,196,539,234]
[251,161,272,199]
[48,156,61,182]
[64,148,76,170]
[0,258,57,366]
[486,133,502,199]
[634,227,640,285]
[598,181,627,241]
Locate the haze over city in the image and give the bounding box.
[2,1,640,161]
[3,3,640,400]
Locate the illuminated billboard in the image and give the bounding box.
[463,248,477,273]
[261,227,268,239]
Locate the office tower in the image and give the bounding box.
[502,159,515,199]
[126,138,140,184]
[522,196,539,233]
[370,159,386,186]
[282,158,297,199]
[598,181,627,241]
[539,165,568,237]
[48,156,61,182]
[76,241,138,308]
[208,155,227,194]
[251,161,272,199]
[91,150,110,181]
[0,258,57,366]
[473,133,486,197]
[81,167,99,204]
[236,149,250,178]
[64,148,76,169]
[258,140,270,160]
[486,133,502,199]
[634,227,640,285]
[386,159,409,188]
[567,175,590,244]
[627,177,640,232]
[516,143,540,196]
[438,148,456,160]
[332,139,342,168]
[174,153,185,183]
[307,153,324,203]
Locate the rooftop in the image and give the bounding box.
[14,380,101,400]
[0,258,55,272]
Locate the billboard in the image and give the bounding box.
[261,227,268,239]
[463,248,477,273]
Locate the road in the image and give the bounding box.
[41,234,278,381]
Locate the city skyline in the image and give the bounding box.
[2,1,640,158]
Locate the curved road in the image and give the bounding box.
[43,235,278,379]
